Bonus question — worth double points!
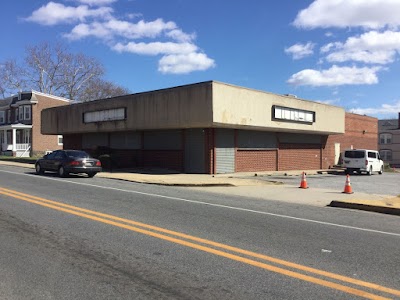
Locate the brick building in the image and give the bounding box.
[41,81,378,173]
[0,91,70,157]
[378,114,400,167]
[325,113,378,168]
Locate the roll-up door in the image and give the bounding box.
[215,129,235,173]
[184,129,205,173]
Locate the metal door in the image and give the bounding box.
[184,129,205,173]
[334,143,341,165]
[215,129,235,173]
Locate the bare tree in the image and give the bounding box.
[24,42,65,95]
[0,59,27,97]
[77,78,130,101]
[0,42,129,101]
[61,53,104,100]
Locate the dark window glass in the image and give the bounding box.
[368,152,377,158]
[54,151,66,159]
[46,151,58,159]
[65,150,90,158]
[344,150,365,159]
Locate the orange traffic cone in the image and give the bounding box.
[299,172,308,189]
[342,175,353,194]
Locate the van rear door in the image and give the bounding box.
[344,150,366,169]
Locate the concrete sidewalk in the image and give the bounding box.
[0,160,399,216]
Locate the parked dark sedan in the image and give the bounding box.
[35,150,102,178]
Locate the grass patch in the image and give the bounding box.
[384,163,397,173]
[0,156,37,164]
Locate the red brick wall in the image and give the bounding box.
[32,94,69,155]
[322,113,378,168]
[236,150,277,172]
[279,143,321,170]
[142,150,183,172]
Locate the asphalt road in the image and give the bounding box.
[254,172,400,196]
[0,165,399,299]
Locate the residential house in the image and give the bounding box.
[0,91,70,157]
[378,114,400,167]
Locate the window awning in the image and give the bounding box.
[0,123,32,130]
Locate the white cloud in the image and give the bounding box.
[287,65,381,86]
[320,42,341,53]
[315,98,340,105]
[323,30,400,64]
[166,29,196,43]
[284,42,315,59]
[77,0,117,6]
[293,0,400,29]
[26,1,215,74]
[349,100,400,116]
[112,42,198,55]
[65,18,177,40]
[25,2,113,25]
[158,53,216,74]
[126,13,142,20]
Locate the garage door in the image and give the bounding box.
[215,129,235,173]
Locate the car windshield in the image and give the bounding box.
[344,150,365,159]
[65,150,91,158]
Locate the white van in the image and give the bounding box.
[342,149,384,175]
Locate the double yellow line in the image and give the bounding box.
[0,186,398,299]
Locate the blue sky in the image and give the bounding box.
[1,0,400,119]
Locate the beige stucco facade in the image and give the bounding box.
[41,81,344,135]
[212,82,344,134]
[42,82,213,134]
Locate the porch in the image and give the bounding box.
[0,124,32,157]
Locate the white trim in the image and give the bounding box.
[19,107,24,120]
[31,90,70,102]
[57,135,63,145]
[24,105,31,120]
[12,100,38,107]
[3,90,70,106]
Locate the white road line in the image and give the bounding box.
[1,168,400,237]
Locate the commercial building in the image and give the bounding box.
[41,81,377,173]
[378,114,400,167]
[0,91,70,157]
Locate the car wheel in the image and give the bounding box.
[378,166,383,175]
[368,166,372,176]
[58,166,68,178]
[35,163,44,175]
[87,172,97,178]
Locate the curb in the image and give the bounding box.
[329,201,400,216]
[96,175,236,187]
